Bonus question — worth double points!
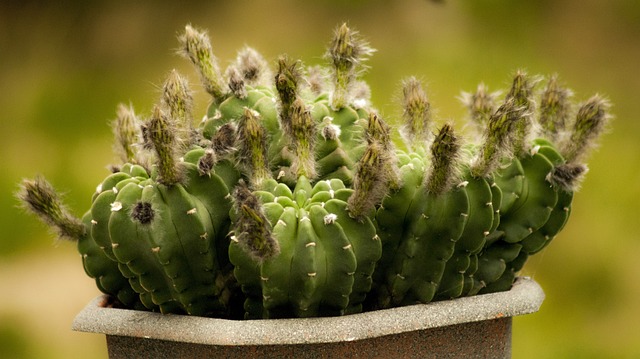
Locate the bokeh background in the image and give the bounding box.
[1,1,639,357]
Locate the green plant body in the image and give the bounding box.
[18,23,609,319]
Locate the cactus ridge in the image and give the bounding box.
[435,172,494,300]
[229,176,380,318]
[18,23,609,319]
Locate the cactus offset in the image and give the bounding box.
[18,23,609,320]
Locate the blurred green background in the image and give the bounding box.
[1,1,639,357]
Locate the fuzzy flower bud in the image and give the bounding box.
[562,95,610,163]
[289,98,317,179]
[234,46,271,87]
[348,141,390,220]
[470,99,520,178]
[232,181,279,262]
[178,24,225,103]
[226,66,247,99]
[425,124,461,196]
[548,162,588,192]
[367,112,399,188]
[161,70,194,147]
[505,70,536,156]
[328,23,375,110]
[112,103,141,164]
[17,177,85,241]
[147,106,184,185]
[401,77,431,147]
[211,122,237,157]
[275,56,301,132]
[305,65,329,96]
[237,108,271,188]
[538,75,572,142]
[460,83,498,128]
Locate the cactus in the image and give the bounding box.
[18,23,608,319]
[229,176,381,318]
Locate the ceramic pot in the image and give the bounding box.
[72,277,544,358]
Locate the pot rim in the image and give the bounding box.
[72,276,544,346]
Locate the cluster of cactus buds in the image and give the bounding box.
[18,23,608,319]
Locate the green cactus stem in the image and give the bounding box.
[369,150,425,309]
[436,169,494,300]
[328,23,374,110]
[487,96,610,294]
[94,150,239,316]
[229,176,380,318]
[496,147,558,244]
[481,142,566,294]
[519,141,572,254]
[387,124,469,305]
[470,241,522,295]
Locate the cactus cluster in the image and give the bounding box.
[18,24,608,319]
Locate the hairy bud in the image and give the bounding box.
[275,56,302,131]
[113,103,141,164]
[548,162,588,192]
[505,70,536,155]
[401,77,431,147]
[178,24,225,103]
[226,66,247,99]
[460,83,499,128]
[348,141,390,219]
[234,46,271,87]
[161,70,194,147]
[471,99,520,178]
[232,181,279,261]
[539,75,572,142]
[289,98,317,179]
[237,108,271,187]
[328,23,375,110]
[562,95,610,163]
[425,124,461,196]
[211,122,237,157]
[18,176,85,240]
[147,106,184,185]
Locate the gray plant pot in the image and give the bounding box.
[72,277,544,358]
